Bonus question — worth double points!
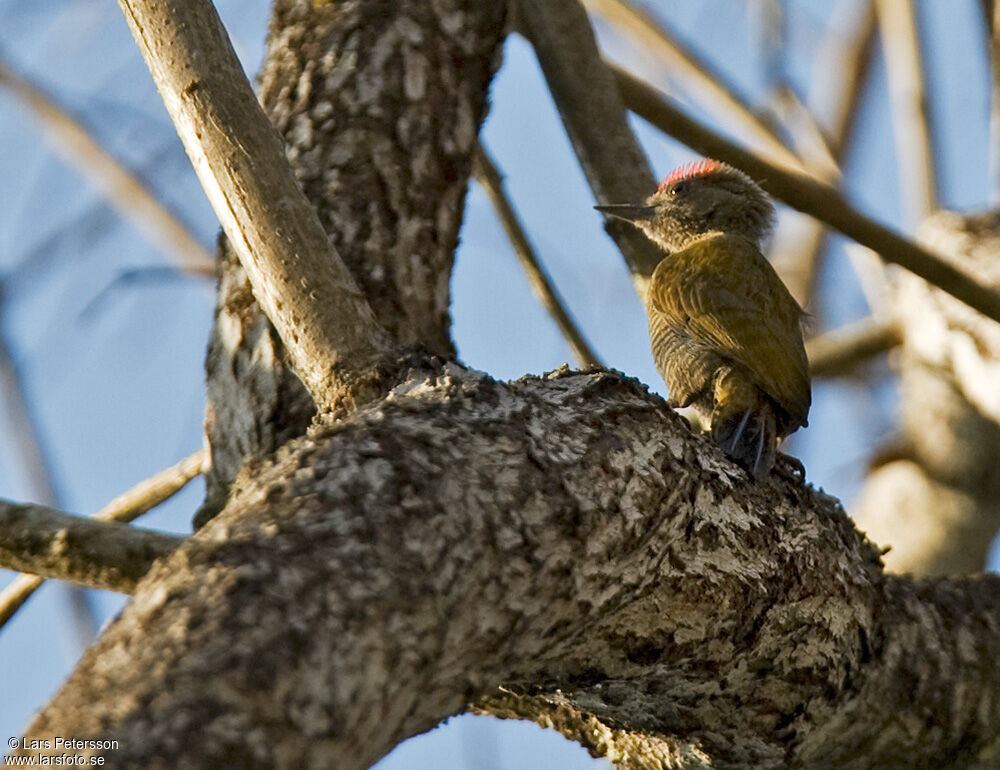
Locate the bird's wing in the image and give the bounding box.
[647,233,811,424]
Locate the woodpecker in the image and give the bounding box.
[596,158,810,479]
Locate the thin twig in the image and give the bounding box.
[876,0,938,225]
[517,0,661,291]
[825,0,879,158]
[768,2,877,306]
[989,0,1000,202]
[0,450,206,628]
[0,53,214,277]
[613,67,1000,325]
[0,314,60,513]
[771,86,840,184]
[0,295,101,643]
[807,317,901,378]
[0,500,184,593]
[116,0,392,406]
[582,0,804,172]
[472,144,602,369]
[97,450,208,525]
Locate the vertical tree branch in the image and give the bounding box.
[852,211,1000,574]
[0,295,99,643]
[876,0,938,225]
[989,0,1000,202]
[770,2,877,306]
[115,0,393,408]
[472,144,602,369]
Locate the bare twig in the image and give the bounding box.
[0,450,206,628]
[876,0,938,225]
[771,86,840,184]
[0,316,60,513]
[0,500,184,593]
[0,297,101,643]
[613,68,1000,325]
[94,450,208,525]
[517,0,661,290]
[582,0,804,172]
[824,1,878,157]
[472,144,602,369]
[769,2,877,306]
[806,316,901,378]
[115,0,392,406]
[0,53,214,277]
[989,0,1000,202]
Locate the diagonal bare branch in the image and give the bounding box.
[0,450,207,629]
[516,0,662,291]
[876,0,938,225]
[614,67,1000,325]
[582,0,805,172]
[473,144,602,369]
[115,0,393,408]
[0,53,214,277]
[825,1,879,158]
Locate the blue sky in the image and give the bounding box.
[0,1,995,767]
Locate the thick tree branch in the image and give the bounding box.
[200,0,506,516]
[852,211,1000,574]
[0,500,183,593]
[0,450,207,628]
[615,68,1000,325]
[17,369,1000,768]
[472,143,602,368]
[116,0,393,407]
[517,0,662,288]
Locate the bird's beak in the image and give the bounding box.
[594,204,656,224]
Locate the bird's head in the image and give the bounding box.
[595,159,774,252]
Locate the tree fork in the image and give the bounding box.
[17,368,1000,768]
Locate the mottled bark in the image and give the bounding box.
[202,0,506,518]
[20,368,1000,769]
[853,211,1000,574]
[15,1,1000,768]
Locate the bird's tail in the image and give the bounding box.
[711,399,778,480]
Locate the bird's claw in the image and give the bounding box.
[775,452,806,481]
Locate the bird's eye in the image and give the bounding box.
[671,181,689,196]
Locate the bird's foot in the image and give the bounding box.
[774,452,806,482]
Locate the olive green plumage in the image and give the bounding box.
[597,159,810,478]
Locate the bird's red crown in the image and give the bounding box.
[657,158,725,192]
